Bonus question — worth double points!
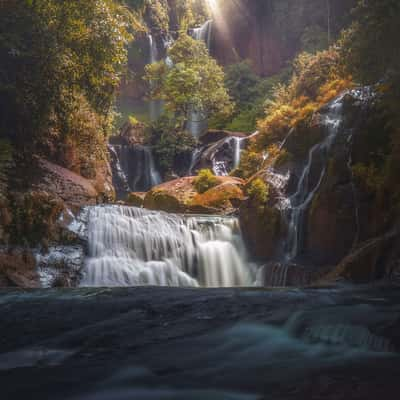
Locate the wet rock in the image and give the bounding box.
[35,245,84,288]
[257,262,311,287]
[192,132,248,176]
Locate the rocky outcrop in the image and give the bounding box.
[191,130,252,176]
[240,88,399,284]
[110,120,147,147]
[322,230,400,284]
[33,159,99,211]
[144,176,244,214]
[239,200,283,261]
[0,248,39,287]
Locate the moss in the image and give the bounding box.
[245,178,269,204]
[126,192,145,207]
[144,190,182,213]
[193,169,219,194]
[191,183,244,210]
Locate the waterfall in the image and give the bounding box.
[148,34,163,121]
[109,144,161,198]
[192,20,213,48]
[188,20,213,138]
[80,205,253,287]
[232,137,242,170]
[283,95,346,261]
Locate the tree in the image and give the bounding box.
[340,0,400,87]
[0,0,138,153]
[144,32,234,129]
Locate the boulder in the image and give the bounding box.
[126,192,146,207]
[34,159,99,211]
[144,176,244,214]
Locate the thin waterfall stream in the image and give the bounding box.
[283,94,346,261]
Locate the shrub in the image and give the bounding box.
[233,151,263,179]
[245,178,269,204]
[256,48,353,150]
[194,169,219,194]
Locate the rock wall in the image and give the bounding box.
[210,0,356,76]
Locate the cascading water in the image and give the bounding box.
[192,19,213,48]
[80,205,253,287]
[190,132,259,177]
[109,144,161,198]
[283,95,346,261]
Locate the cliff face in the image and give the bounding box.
[210,0,355,76]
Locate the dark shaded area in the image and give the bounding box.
[0,285,399,399]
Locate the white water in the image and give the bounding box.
[192,19,213,49]
[283,95,346,261]
[80,205,253,287]
[109,144,161,194]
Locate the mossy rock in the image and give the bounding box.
[144,190,183,213]
[126,192,146,207]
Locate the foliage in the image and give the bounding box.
[8,191,64,246]
[193,169,219,194]
[233,151,263,180]
[0,0,137,158]
[144,32,234,129]
[145,0,170,32]
[147,116,197,174]
[257,48,352,149]
[339,0,400,88]
[224,61,263,110]
[245,178,269,204]
[211,61,291,132]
